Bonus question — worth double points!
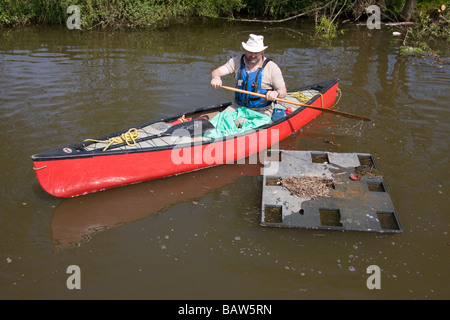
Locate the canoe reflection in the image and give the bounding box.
[51,163,262,248]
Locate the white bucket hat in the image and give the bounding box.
[242,34,268,53]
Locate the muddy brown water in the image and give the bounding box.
[1,20,449,300]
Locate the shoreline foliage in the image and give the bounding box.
[402,3,449,52]
[0,1,434,27]
[0,1,448,49]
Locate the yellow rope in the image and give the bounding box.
[331,88,342,109]
[289,88,342,109]
[84,128,139,151]
[289,91,324,108]
[289,91,312,102]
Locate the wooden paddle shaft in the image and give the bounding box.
[220,85,370,122]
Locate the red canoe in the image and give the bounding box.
[32,79,340,197]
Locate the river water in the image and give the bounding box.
[1,20,449,300]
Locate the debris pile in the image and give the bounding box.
[281,176,334,198]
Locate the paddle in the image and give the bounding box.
[84,118,215,151]
[220,85,371,122]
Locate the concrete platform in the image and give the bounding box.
[261,150,402,233]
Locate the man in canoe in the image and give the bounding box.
[210,33,287,117]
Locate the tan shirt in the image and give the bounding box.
[223,56,286,91]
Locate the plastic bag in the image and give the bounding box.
[204,107,271,139]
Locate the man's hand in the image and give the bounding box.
[211,65,229,89]
[211,77,222,89]
[266,90,280,101]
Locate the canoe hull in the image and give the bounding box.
[32,79,339,197]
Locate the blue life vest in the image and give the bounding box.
[235,55,272,108]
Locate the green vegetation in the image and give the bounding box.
[312,1,348,41]
[315,15,344,40]
[409,4,449,42]
[0,0,448,50]
[0,0,405,28]
[399,44,427,55]
[0,0,245,28]
[396,2,449,56]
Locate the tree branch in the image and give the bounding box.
[219,2,333,23]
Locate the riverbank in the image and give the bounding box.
[0,0,445,28]
[2,1,448,52]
